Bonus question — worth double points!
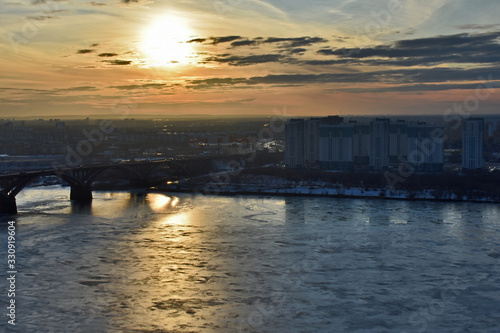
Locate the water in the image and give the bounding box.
[1,186,500,332]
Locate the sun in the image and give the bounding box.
[140,15,194,67]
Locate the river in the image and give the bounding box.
[1,186,499,332]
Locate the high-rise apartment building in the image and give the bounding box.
[462,118,484,170]
[352,121,371,169]
[407,122,444,172]
[303,118,322,165]
[486,121,497,138]
[285,116,444,172]
[319,122,353,170]
[370,118,390,170]
[285,119,305,168]
[285,116,341,168]
[389,120,408,163]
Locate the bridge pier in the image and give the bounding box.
[70,186,93,202]
[0,198,17,215]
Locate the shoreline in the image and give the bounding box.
[156,184,500,204]
[21,180,500,205]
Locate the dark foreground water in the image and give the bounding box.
[1,186,500,332]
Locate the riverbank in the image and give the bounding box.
[159,183,500,204]
[23,170,500,204]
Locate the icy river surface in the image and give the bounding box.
[1,186,500,332]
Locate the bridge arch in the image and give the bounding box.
[0,171,55,214]
[145,161,192,183]
[0,171,54,199]
[83,165,146,187]
[0,157,206,214]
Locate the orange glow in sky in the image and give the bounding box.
[1,0,499,117]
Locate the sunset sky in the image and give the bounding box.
[1,0,500,117]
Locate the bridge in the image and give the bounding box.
[0,156,246,214]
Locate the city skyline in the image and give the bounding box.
[1,0,500,117]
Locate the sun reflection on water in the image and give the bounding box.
[161,211,190,227]
[146,193,182,213]
[147,193,171,212]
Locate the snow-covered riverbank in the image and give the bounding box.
[164,182,500,204]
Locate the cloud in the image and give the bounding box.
[316,31,500,67]
[202,54,286,66]
[210,36,242,45]
[317,48,336,56]
[186,38,207,44]
[191,31,500,69]
[189,35,326,48]
[189,36,328,66]
[117,0,153,6]
[394,32,500,49]
[0,86,99,98]
[230,40,259,47]
[227,36,327,49]
[102,60,132,65]
[77,49,94,54]
[185,77,248,90]
[454,24,500,30]
[98,53,118,57]
[187,36,242,45]
[90,1,106,5]
[141,83,166,89]
[335,81,500,93]
[26,15,57,20]
[110,83,167,90]
[288,48,307,54]
[58,86,98,92]
[3,2,26,6]
[193,36,329,62]
[262,36,328,48]
[187,66,500,90]
[30,0,66,4]
[300,59,350,66]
